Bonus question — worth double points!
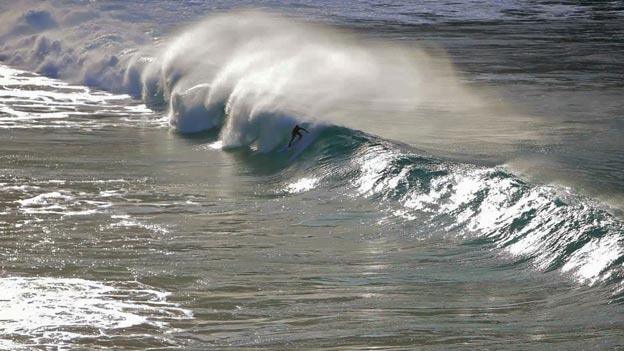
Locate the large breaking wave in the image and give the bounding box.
[0,3,622,292]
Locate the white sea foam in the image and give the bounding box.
[286,177,319,194]
[110,218,170,235]
[18,191,73,207]
[207,140,224,150]
[18,190,112,216]
[0,64,158,129]
[0,277,192,349]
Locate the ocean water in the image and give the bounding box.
[0,1,623,350]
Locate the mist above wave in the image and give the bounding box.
[156,13,485,146]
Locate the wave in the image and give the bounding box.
[1,3,622,291]
[269,127,624,290]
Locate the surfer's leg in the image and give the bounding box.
[289,133,302,147]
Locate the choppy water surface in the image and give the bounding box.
[1,1,624,350]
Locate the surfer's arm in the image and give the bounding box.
[301,127,310,133]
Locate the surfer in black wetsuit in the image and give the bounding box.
[288,124,309,147]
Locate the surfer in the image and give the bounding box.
[288,124,309,147]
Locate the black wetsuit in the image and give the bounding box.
[288,125,309,147]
